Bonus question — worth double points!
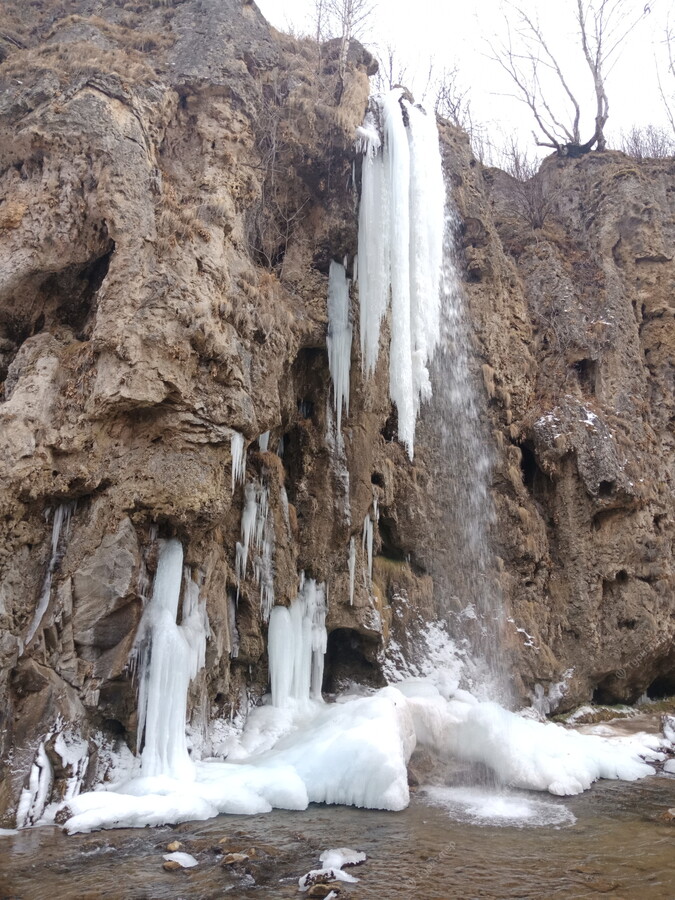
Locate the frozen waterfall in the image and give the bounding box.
[356,89,445,459]
[327,260,352,433]
[135,539,208,780]
[268,576,327,708]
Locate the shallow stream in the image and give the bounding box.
[1,773,674,900]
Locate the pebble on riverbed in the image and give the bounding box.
[222,852,250,865]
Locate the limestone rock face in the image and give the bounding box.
[0,0,673,822]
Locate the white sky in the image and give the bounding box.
[256,0,673,158]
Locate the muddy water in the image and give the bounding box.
[1,774,674,900]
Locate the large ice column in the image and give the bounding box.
[357,111,390,377]
[356,89,445,459]
[268,575,327,708]
[136,539,209,780]
[327,260,352,433]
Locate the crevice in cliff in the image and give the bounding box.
[0,239,114,395]
[322,627,385,694]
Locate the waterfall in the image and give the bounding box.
[52,89,669,838]
[136,539,208,780]
[425,214,511,703]
[357,90,508,702]
[356,89,445,459]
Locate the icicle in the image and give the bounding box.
[235,480,275,619]
[15,743,53,828]
[228,593,240,659]
[24,502,75,648]
[362,514,373,583]
[257,431,270,452]
[268,576,327,708]
[357,109,390,378]
[327,260,352,433]
[356,90,445,459]
[348,537,356,606]
[135,539,208,781]
[230,432,246,494]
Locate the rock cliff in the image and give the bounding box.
[0,0,673,822]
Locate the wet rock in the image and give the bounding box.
[307,884,341,898]
[162,860,183,872]
[222,852,250,865]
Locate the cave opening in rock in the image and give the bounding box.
[646,674,675,700]
[572,357,597,394]
[322,628,385,693]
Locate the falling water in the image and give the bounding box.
[356,90,509,702]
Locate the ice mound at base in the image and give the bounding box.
[60,681,665,833]
[401,680,662,795]
[62,687,414,833]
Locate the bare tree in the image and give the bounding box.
[617,124,675,158]
[373,41,409,93]
[491,0,650,156]
[313,0,376,81]
[433,65,472,129]
[657,19,675,135]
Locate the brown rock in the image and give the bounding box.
[307,884,341,898]
[162,861,183,872]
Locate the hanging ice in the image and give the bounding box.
[361,497,378,585]
[327,260,352,432]
[257,431,270,453]
[230,432,246,494]
[235,480,275,620]
[356,89,445,458]
[24,502,75,649]
[348,537,356,606]
[135,539,209,780]
[268,575,327,708]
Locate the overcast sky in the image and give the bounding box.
[256,0,673,159]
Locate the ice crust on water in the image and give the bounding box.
[327,260,352,432]
[357,90,444,458]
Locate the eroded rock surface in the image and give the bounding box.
[0,0,672,822]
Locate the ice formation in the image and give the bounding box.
[135,539,208,780]
[57,674,667,834]
[24,502,74,648]
[348,537,356,605]
[230,432,246,493]
[299,848,364,892]
[327,260,352,432]
[257,431,270,452]
[268,576,327,708]
[235,480,275,619]
[356,89,445,458]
